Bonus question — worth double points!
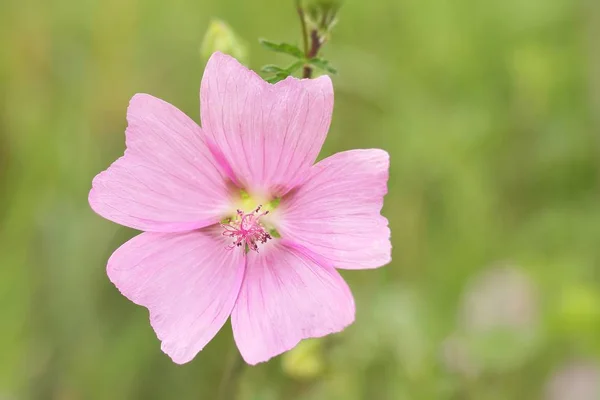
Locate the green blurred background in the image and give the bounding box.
[2,0,600,398]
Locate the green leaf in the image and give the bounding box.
[261,64,284,73]
[262,61,305,84]
[259,39,305,59]
[309,57,337,74]
[265,74,287,84]
[284,60,305,74]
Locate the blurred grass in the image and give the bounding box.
[1,0,600,399]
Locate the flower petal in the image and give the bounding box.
[107,228,245,364]
[231,241,355,365]
[200,52,334,197]
[89,94,232,232]
[277,149,391,270]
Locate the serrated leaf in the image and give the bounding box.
[259,39,305,59]
[309,57,337,74]
[263,61,305,84]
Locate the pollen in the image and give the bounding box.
[220,205,272,252]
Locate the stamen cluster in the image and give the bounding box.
[221,206,272,252]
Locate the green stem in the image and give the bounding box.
[296,0,321,78]
[217,346,243,400]
[296,0,309,58]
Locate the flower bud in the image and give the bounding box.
[200,19,248,65]
[304,0,342,33]
[281,339,325,380]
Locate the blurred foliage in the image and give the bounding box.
[1,0,600,399]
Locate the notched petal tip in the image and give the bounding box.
[106,231,245,365]
[200,49,335,197]
[278,148,391,270]
[231,242,355,365]
[89,92,233,232]
[240,311,356,366]
[203,50,266,88]
[274,73,334,98]
[304,73,334,91]
[106,254,199,366]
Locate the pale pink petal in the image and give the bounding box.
[277,149,391,270]
[107,228,245,364]
[89,94,232,232]
[200,52,333,197]
[231,241,355,365]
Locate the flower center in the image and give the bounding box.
[220,205,272,252]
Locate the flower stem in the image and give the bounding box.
[303,30,322,78]
[217,345,243,400]
[296,0,323,79]
[296,0,309,58]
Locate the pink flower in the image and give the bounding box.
[89,52,391,365]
